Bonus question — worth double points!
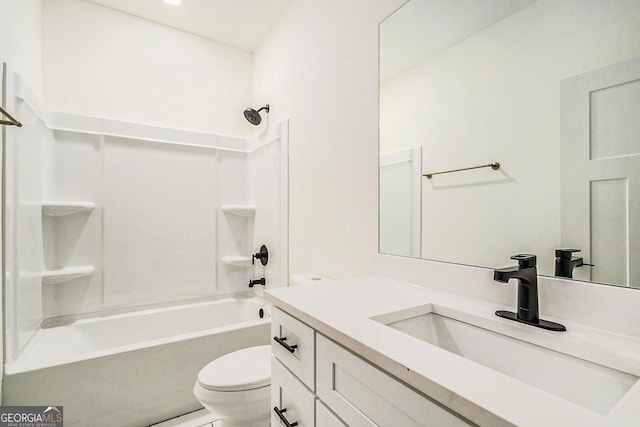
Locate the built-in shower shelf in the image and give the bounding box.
[42,201,95,216]
[221,205,256,217]
[42,266,96,285]
[221,256,253,267]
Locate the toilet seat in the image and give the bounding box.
[197,345,271,392]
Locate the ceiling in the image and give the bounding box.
[380,0,537,82]
[86,0,293,52]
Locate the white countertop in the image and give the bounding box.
[265,276,640,427]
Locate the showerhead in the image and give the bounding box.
[244,104,270,125]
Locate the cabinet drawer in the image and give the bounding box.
[271,307,315,389]
[271,357,315,427]
[316,334,473,427]
[316,400,347,427]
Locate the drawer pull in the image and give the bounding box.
[273,406,299,427]
[274,336,298,353]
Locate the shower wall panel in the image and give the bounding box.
[41,131,103,319]
[4,83,46,362]
[103,137,217,306]
[249,122,289,289]
[216,150,252,295]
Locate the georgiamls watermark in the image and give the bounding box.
[0,406,63,427]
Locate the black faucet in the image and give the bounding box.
[494,254,566,332]
[554,249,592,278]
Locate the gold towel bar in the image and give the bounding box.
[423,162,500,179]
[0,105,22,127]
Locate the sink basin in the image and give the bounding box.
[372,304,638,415]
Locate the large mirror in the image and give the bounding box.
[379,0,640,289]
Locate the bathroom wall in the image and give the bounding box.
[0,0,42,96]
[41,0,254,138]
[253,0,406,279]
[380,0,640,270]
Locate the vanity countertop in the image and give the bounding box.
[264,276,640,427]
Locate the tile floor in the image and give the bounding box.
[151,409,218,427]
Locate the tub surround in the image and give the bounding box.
[4,71,288,365]
[265,272,640,426]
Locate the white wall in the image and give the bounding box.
[380,0,640,274]
[0,0,42,96]
[253,0,406,279]
[42,0,254,138]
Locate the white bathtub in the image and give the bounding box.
[3,295,270,426]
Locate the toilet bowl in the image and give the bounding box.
[193,345,271,427]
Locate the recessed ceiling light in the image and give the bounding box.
[164,0,182,5]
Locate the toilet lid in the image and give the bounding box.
[197,345,271,392]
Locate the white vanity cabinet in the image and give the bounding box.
[270,307,473,427]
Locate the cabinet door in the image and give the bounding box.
[271,307,315,389]
[316,400,347,427]
[271,357,315,427]
[316,334,473,427]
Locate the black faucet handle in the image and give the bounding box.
[252,245,269,266]
[555,248,581,259]
[510,254,537,268]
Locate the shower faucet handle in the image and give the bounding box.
[252,245,269,266]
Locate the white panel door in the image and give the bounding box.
[561,57,640,287]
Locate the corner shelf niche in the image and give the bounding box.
[221,205,256,217]
[221,256,253,267]
[42,201,95,216]
[42,266,96,285]
[41,200,96,286]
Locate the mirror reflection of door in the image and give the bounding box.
[561,57,640,287]
[379,148,422,258]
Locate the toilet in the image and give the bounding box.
[193,345,272,427]
[193,274,330,426]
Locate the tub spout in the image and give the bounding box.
[249,277,266,288]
